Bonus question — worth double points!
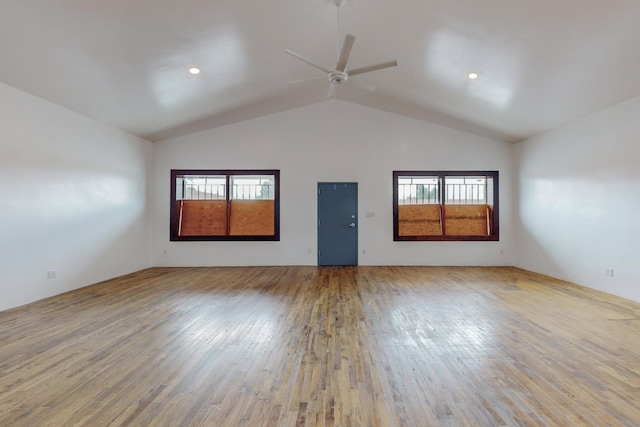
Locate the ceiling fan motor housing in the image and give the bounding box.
[329,69,348,84]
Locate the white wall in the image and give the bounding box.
[514,95,640,302]
[0,83,153,311]
[3,72,637,309]
[153,100,513,267]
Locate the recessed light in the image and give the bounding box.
[189,67,201,75]
[468,72,479,80]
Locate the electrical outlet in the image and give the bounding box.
[605,268,614,277]
[47,270,56,279]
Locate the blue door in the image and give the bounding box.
[317,183,358,266]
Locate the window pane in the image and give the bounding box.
[397,176,439,205]
[179,175,226,200]
[231,175,275,200]
[443,205,490,236]
[178,200,228,236]
[397,204,442,236]
[445,176,486,204]
[229,200,275,236]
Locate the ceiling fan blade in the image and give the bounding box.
[348,60,397,77]
[327,83,337,98]
[288,76,327,84]
[285,49,330,73]
[351,78,379,93]
[336,34,355,72]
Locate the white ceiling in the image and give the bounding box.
[2,0,640,143]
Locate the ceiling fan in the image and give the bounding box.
[285,1,397,98]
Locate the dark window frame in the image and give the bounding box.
[170,169,280,241]
[393,170,499,241]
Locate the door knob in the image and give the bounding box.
[348,222,356,228]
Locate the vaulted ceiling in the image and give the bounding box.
[2,0,640,142]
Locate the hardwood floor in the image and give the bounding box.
[1,266,640,426]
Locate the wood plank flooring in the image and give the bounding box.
[1,266,640,426]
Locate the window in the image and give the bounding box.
[393,171,499,241]
[170,169,280,241]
